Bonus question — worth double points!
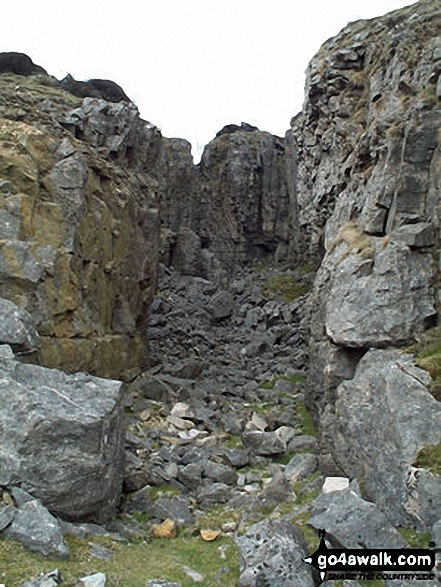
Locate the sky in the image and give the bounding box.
[3,0,417,160]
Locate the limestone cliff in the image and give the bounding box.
[0,62,162,379]
[286,0,441,529]
[158,123,291,277]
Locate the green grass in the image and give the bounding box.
[397,528,432,548]
[0,533,240,587]
[296,399,318,437]
[259,374,306,390]
[405,326,441,401]
[412,443,441,476]
[262,275,309,302]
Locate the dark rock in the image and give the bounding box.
[152,496,194,524]
[3,499,69,557]
[177,463,204,491]
[87,79,131,102]
[221,449,250,469]
[0,52,47,75]
[260,470,295,508]
[197,483,231,506]
[206,290,234,322]
[242,430,286,456]
[123,486,153,515]
[203,460,238,486]
[236,518,314,586]
[0,298,40,354]
[309,489,407,549]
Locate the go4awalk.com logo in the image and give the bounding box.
[303,529,438,583]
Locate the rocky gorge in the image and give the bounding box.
[0,0,440,585]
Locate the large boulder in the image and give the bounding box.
[332,349,441,528]
[0,345,125,522]
[236,518,314,587]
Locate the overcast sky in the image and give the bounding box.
[4,0,416,160]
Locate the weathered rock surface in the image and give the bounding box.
[3,499,69,558]
[0,63,162,379]
[309,488,407,549]
[332,349,441,528]
[236,518,315,586]
[288,1,441,534]
[0,297,39,353]
[0,345,125,522]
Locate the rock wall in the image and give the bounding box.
[287,0,441,529]
[0,67,163,380]
[156,123,291,277]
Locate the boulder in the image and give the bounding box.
[236,518,314,587]
[324,240,435,348]
[309,489,407,549]
[3,499,69,558]
[333,349,441,528]
[0,345,125,522]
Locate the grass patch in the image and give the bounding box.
[259,374,306,390]
[150,484,182,502]
[296,399,318,437]
[0,533,240,587]
[262,274,309,302]
[405,326,441,402]
[224,434,244,450]
[397,528,432,548]
[195,504,241,530]
[412,443,441,476]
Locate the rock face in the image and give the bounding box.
[0,59,163,379]
[0,345,125,522]
[156,124,291,276]
[285,0,441,530]
[333,350,441,528]
[195,126,290,268]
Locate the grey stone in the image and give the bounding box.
[0,298,40,354]
[260,470,296,508]
[206,290,234,322]
[333,349,441,528]
[236,518,314,587]
[4,499,69,558]
[324,241,435,348]
[203,460,238,486]
[177,463,204,491]
[391,222,435,248]
[309,489,408,549]
[284,453,318,483]
[152,496,194,524]
[0,348,125,522]
[242,430,286,455]
[0,504,15,530]
[287,435,318,452]
[197,483,231,506]
[11,487,35,507]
